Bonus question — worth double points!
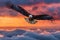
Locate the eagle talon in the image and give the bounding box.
[25,18,37,24]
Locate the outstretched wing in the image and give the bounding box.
[6,2,31,17]
[33,14,54,20]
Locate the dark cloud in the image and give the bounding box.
[52,32,60,40]
[0,0,60,6]
[0,29,26,37]
[44,0,60,4]
[0,29,60,40]
[13,36,36,40]
[47,7,55,13]
[32,7,38,10]
[0,36,37,40]
[8,10,18,16]
[0,0,43,6]
[38,6,60,19]
[24,32,58,40]
[0,9,19,16]
[57,7,60,15]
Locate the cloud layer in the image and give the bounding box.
[0,29,60,40]
[0,0,60,6]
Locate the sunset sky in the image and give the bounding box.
[0,0,60,28]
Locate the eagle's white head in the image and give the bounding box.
[29,15,33,18]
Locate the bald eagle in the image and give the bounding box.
[6,2,54,24]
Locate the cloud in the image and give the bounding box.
[0,0,42,6]
[0,36,37,40]
[0,29,26,37]
[0,8,19,16]
[24,31,58,40]
[32,7,38,10]
[12,36,36,40]
[52,31,60,40]
[0,29,60,40]
[0,0,60,6]
[44,0,60,4]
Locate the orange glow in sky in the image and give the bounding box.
[0,16,60,29]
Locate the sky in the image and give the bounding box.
[0,0,60,28]
[0,0,60,40]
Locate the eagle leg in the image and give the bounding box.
[25,18,37,24]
